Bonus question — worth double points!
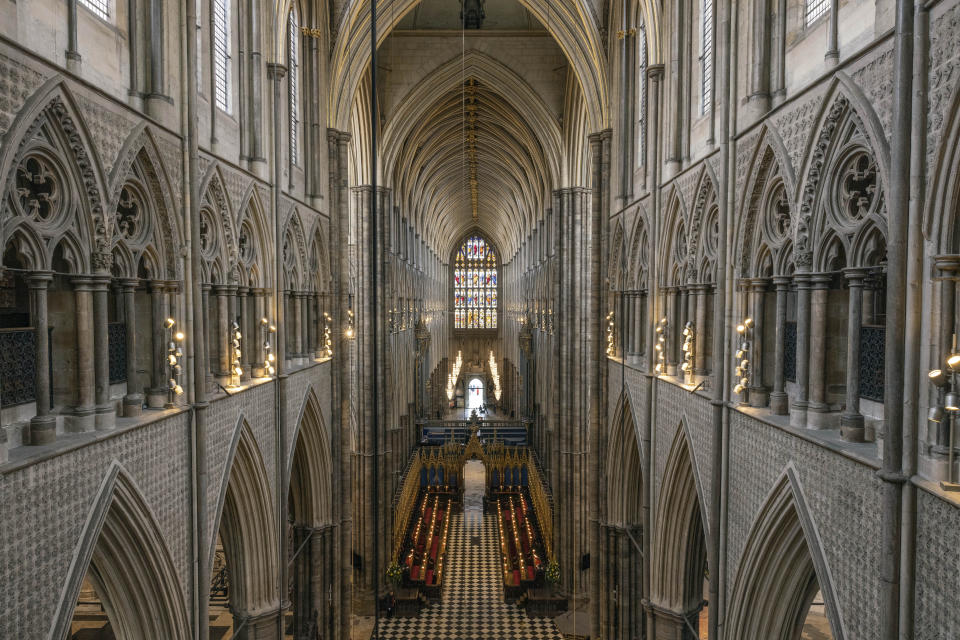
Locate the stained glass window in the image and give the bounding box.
[453,235,498,329]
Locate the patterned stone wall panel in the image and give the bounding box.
[0,50,47,138]
[285,365,314,466]
[849,46,895,143]
[726,410,883,639]
[770,90,826,179]
[0,413,192,638]
[928,2,960,178]
[222,165,253,217]
[71,90,140,176]
[914,489,960,638]
[653,380,713,511]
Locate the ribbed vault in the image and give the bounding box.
[382,52,560,258]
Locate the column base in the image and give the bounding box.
[29,415,57,446]
[840,412,865,442]
[749,387,769,408]
[769,391,789,415]
[65,407,96,433]
[95,405,116,431]
[215,373,232,388]
[789,401,808,428]
[146,388,167,408]
[235,607,284,640]
[806,403,837,429]
[252,366,267,378]
[666,364,678,376]
[123,394,144,417]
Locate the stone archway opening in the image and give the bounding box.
[467,377,485,410]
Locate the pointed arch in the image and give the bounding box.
[651,422,710,615]
[209,417,280,616]
[726,465,847,640]
[606,391,645,528]
[288,386,334,528]
[49,462,189,640]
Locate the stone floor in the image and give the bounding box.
[376,461,562,639]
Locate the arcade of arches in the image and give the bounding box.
[2,0,960,639]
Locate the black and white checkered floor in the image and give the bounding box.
[376,510,563,639]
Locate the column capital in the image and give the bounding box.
[747,277,772,291]
[772,275,792,288]
[149,279,168,293]
[211,283,234,295]
[934,254,960,274]
[117,277,140,291]
[26,271,54,288]
[843,266,870,285]
[266,62,287,80]
[252,287,271,296]
[809,273,833,288]
[71,275,97,290]
[647,63,665,79]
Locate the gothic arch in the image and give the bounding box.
[925,63,960,249]
[650,422,709,615]
[658,188,689,286]
[197,167,238,284]
[288,387,334,527]
[628,204,650,290]
[49,462,189,640]
[606,392,645,528]
[726,465,847,640]
[209,417,280,617]
[236,187,273,288]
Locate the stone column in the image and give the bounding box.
[92,275,115,430]
[665,287,678,375]
[933,256,960,454]
[769,276,790,415]
[213,285,231,385]
[694,284,709,376]
[790,273,812,427]
[66,277,96,433]
[238,286,251,380]
[147,281,169,408]
[292,290,304,362]
[806,274,832,428]
[749,278,770,407]
[841,268,868,442]
[201,283,213,392]
[300,291,309,360]
[27,272,56,445]
[634,292,645,358]
[252,289,266,377]
[118,279,142,416]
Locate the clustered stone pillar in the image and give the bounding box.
[841,268,868,441]
[214,284,231,385]
[769,276,791,415]
[806,274,831,428]
[253,288,267,377]
[694,283,709,376]
[664,286,678,374]
[200,283,213,392]
[28,272,55,445]
[749,278,769,407]
[791,273,812,427]
[67,276,96,432]
[92,274,115,430]
[119,279,142,416]
[238,286,251,380]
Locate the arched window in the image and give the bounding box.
[805,0,830,27]
[637,25,648,167]
[213,0,231,113]
[453,235,498,329]
[700,0,714,114]
[288,8,300,166]
[79,0,110,20]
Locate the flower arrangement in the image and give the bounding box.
[386,562,404,586]
[545,560,561,585]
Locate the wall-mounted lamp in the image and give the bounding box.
[165,318,184,407]
[733,317,753,401]
[489,351,502,402]
[345,295,356,340]
[606,310,616,357]
[681,321,695,384]
[261,317,277,377]
[654,317,668,375]
[929,333,960,491]
[229,321,243,386]
[323,312,334,358]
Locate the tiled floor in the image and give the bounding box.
[377,461,562,640]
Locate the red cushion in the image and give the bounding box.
[426,569,434,585]
[526,566,536,581]
[513,570,521,585]
[411,566,420,580]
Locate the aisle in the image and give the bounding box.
[376,511,563,640]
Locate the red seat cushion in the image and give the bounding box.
[411,566,420,580]
[526,566,535,581]
[513,569,521,586]
[426,569,434,585]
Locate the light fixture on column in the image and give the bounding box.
[681,321,695,384]
[229,321,243,386]
[654,317,667,375]
[261,317,277,377]
[733,317,753,401]
[489,350,502,402]
[323,312,334,358]
[930,334,960,491]
[446,350,463,402]
[606,310,616,357]
[165,318,184,406]
[345,295,356,339]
